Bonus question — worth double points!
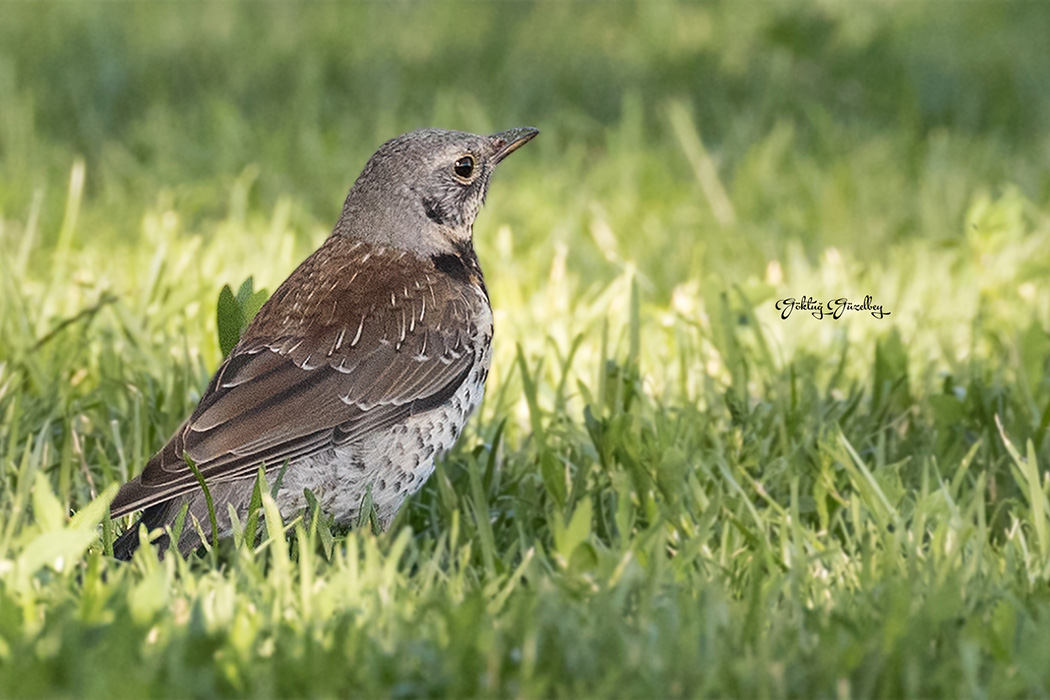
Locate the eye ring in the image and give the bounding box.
[453,155,475,181]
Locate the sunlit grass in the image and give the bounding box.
[3,1,1050,697]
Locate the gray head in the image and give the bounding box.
[334,127,539,255]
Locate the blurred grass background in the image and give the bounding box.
[3,1,1050,697]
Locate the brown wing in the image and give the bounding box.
[110,237,487,518]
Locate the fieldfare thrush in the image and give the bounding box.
[110,126,539,559]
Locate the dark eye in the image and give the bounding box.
[453,155,475,180]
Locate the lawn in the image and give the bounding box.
[3,1,1050,697]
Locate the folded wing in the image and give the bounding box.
[110,239,484,518]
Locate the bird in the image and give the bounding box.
[110,126,539,560]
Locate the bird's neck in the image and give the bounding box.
[334,190,474,258]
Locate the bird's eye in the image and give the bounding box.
[453,155,475,180]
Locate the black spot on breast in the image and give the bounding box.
[431,253,472,284]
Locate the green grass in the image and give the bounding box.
[3,1,1050,697]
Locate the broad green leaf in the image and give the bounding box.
[69,483,118,530]
[217,284,245,358]
[31,471,64,533]
[17,529,98,580]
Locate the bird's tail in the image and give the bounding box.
[111,501,179,560]
[111,478,254,560]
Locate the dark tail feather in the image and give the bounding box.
[112,502,174,561]
[112,478,251,560]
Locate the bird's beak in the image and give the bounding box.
[490,127,540,163]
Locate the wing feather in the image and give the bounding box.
[110,238,488,519]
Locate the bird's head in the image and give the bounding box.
[336,127,539,255]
